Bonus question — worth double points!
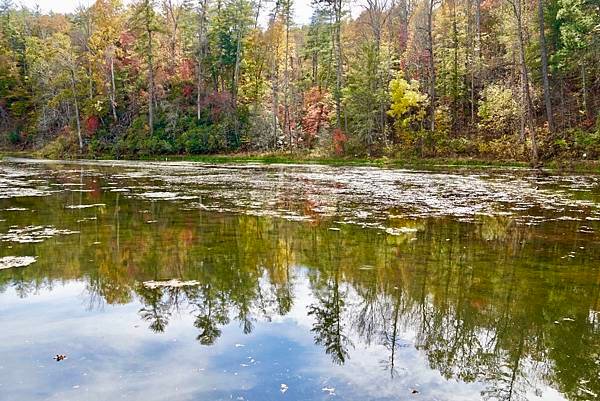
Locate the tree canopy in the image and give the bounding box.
[0,0,598,162]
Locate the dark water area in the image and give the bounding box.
[0,158,599,401]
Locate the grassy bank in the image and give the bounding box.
[2,150,599,173]
[130,153,600,173]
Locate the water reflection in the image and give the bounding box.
[0,160,599,401]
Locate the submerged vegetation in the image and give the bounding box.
[0,0,598,163]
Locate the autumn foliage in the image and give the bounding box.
[301,87,332,148]
[332,128,347,155]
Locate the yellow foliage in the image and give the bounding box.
[387,73,428,129]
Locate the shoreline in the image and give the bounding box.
[1,151,599,173]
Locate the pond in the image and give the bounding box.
[0,158,599,401]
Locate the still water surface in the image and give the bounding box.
[0,158,599,401]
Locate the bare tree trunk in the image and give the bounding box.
[400,0,409,52]
[512,0,537,163]
[427,0,436,133]
[70,69,83,152]
[165,0,180,73]
[475,0,481,73]
[253,0,261,28]
[537,0,554,133]
[109,50,118,121]
[581,63,588,120]
[147,18,155,135]
[272,74,279,148]
[270,3,281,148]
[335,0,342,130]
[559,75,566,129]
[468,0,475,123]
[283,1,291,149]
[197,0,209,121]
[232,11,243,146]
[452,0,459,131]
[148,36,154,135]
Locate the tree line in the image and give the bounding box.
[0,0,598,163]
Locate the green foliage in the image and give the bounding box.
[38,130,81,158]
[444,137,477,156]
[573,129,600,157]
[342,42,394,154]
[8,131,21,145]
[477,83,521,137]
[179,125,226,154]
[7,130,20,144]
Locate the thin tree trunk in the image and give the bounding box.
[147,23,154,135]
[270,4,280,148]
[253,0,261,28]
[283,2,291,149]
[452,0,459,131]
[560,75,566,129]
[109,51,118,121]
[581,63,588,120]
[197,0,209,121]
[537,0,554,133]
[165,0,179,73]
[427,0,436,133]
[334,0,343,130]
[512,0,537,163]
[70,69,83,152]
[232,11,243,146]
[468,0,475,123]
[475,0,481,75]
[400,0,408,52]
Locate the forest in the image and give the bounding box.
[0,0,598,163]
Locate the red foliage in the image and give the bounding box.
[119,31,135,48]
[85,115,100,134]
[183,84,194,98]
[118,31,139,70]
[398,29,408,52]
[179,59,195,81]
[199,91,233,121]
[301,87,331,148]
[332,128,348,155]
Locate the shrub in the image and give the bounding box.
[8,131,20,145]
[179,125,226,154]
[478,83,521,137]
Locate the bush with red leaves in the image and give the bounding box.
[85,115,100,135]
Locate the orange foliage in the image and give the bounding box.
[332,128,348,155]
[301,87,332,148]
